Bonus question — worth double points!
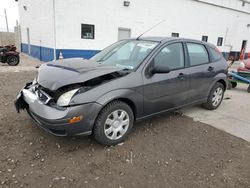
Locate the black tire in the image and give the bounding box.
[7,56,19,66]
[202,82,225,110]
[93,100,134,146]
[231,82,237,88]
[248,85,250,93]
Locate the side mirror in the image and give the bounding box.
[152,65,171,74]
[146,59,171,77]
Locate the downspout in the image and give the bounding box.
[52,0,57,61]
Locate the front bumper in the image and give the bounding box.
[14,83,102,136]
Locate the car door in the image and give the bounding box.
[142,42,190,116]
[184,42,216,101]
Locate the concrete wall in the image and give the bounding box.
[197,0,250,13]
[0,32,15,46]
[55,0,250,52]
[18,0,250,61]
[18,0,55,61]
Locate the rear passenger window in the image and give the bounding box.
[187,43,209,66]
[209,47,222,61]
[154,43,184,70]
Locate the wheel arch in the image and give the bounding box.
[95,89,143,121]
[113,98,137,119]
[205,76,227,98]
[217,79,227,91]
[98,98,137,121]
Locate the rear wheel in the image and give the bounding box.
[202,82,225,110]
[7,56,19,66]
[93,101,134,146]
[247,85,250,93]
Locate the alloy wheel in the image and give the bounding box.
[212,87,223,107]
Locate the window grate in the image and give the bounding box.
[81,24,95,39]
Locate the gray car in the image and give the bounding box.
[15,37,228,145]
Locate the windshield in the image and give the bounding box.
[90,40,159,70]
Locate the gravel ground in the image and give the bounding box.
[0,57,250,188]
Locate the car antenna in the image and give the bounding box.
[136,20,166,40]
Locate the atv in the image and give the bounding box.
[0,46,20,66]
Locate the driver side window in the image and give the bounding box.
[154,43,184,70]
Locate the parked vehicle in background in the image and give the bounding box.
[0,45,20,66]
[15,37,228,146]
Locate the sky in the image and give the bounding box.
[0,0,19,32]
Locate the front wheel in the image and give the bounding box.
[202,82,225,110]
[7,56,19,66]
[93,101,134,146]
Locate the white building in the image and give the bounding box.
[18,0,250,62]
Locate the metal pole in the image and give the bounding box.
[4,8,9,32]
[52,0,57,61]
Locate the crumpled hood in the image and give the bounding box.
[37,58,124,91]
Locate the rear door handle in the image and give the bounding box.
[177,73,185,80]
[208,66,214,72]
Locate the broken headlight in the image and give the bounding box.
[57,89,79,107]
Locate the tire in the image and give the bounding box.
[93,101,134,146]
[231,82,237,88]
[247,85,250,93]
[7,56,19,66]
[202,82,225,110]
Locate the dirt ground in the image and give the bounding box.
[0,67,250,188]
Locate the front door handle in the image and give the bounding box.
[208,66,214,72]
[177,73,185,80]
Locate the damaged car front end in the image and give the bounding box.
[15,83,101,136]
[15,59,128,136]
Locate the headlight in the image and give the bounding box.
[57,89,79,107]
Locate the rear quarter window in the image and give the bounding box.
[208,47,222,62]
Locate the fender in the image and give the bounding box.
[206,72,227,97]
[95,89,144,119]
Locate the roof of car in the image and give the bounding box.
[134,37,216,48]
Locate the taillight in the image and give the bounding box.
[215,47,221,53]
[215,47,223,56]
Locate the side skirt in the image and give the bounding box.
[136,99,206,122]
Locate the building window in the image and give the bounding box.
[81,24,95,39]
[242,1,245,6]
[171,33,179,37]
[217,37,223,46]
[202,36,208,42]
